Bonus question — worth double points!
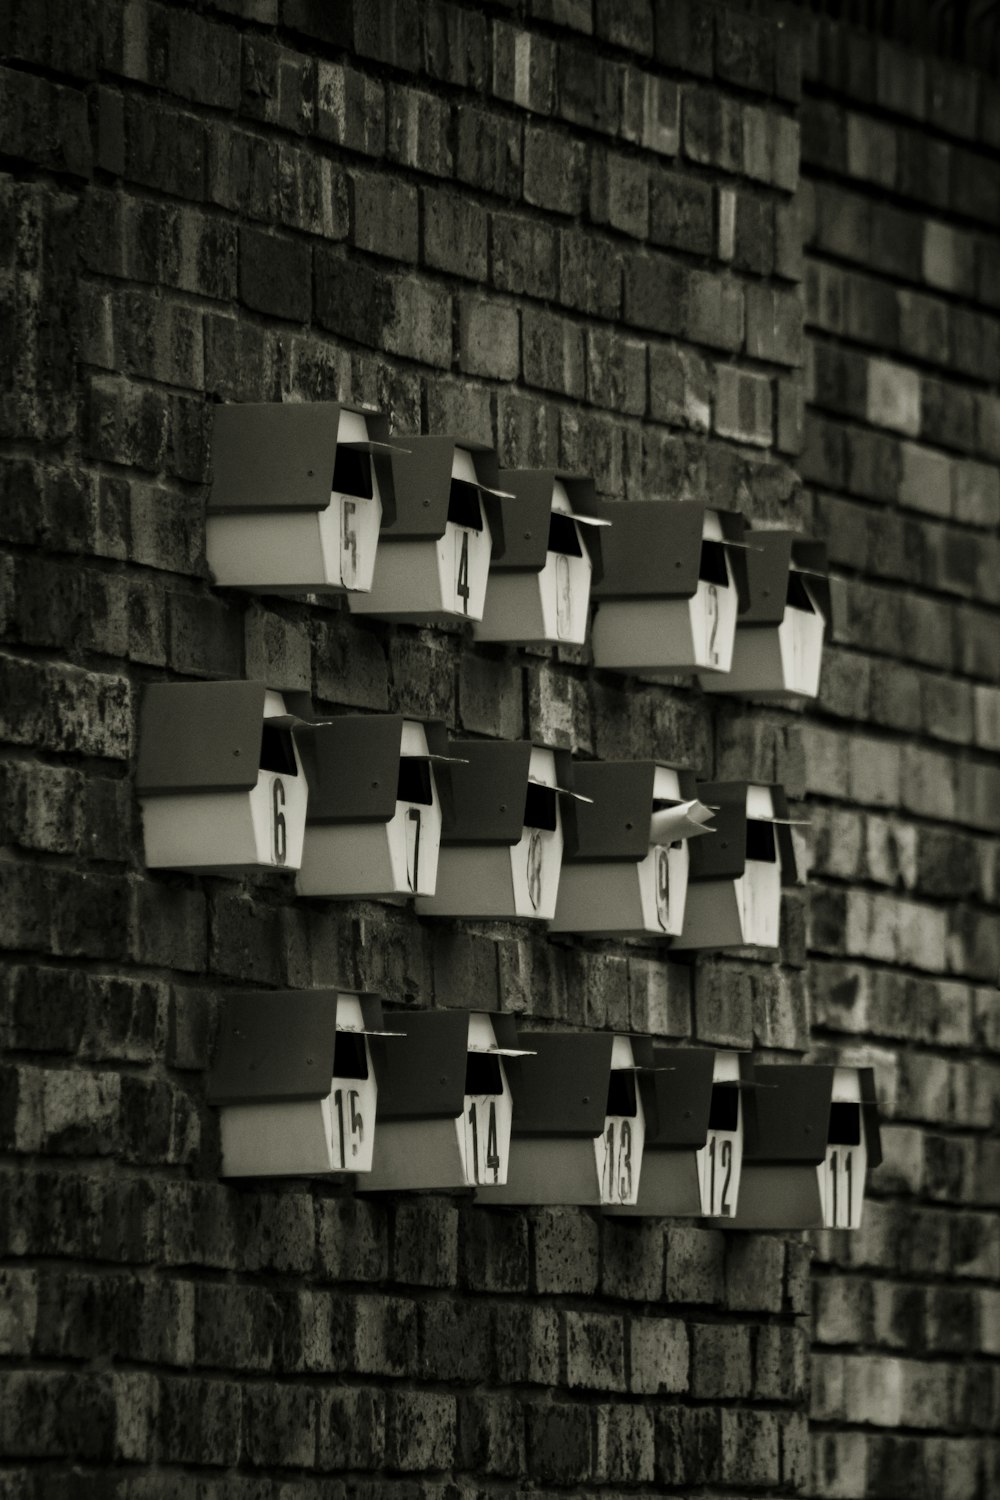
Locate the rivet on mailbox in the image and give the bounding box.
[206,989,395,1177]
[701,531,831,699]
[550,760,715,939]
[473,469,610,646]
[732,1064,882,1231]
[363,1011,530,1191]
[588,500,749,676]
[475,1032,656,1208]
[206,401,396,595]
[135,681,310,874]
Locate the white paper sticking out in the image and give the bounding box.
[648,799,716,845]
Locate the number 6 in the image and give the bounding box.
[272,778,286,865]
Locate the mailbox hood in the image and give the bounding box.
[738,531,832,627]
[136,681,309,796]
[299,714,457,825]
[489,469,608,579]
[380,434,510,543]
[504,1032,656,1138]
[588,500,748,603]
[562,761,700,863]
[687,781,801,886]
[437,742,583,846]
[375,1010,522,1121]
[744,1064,882,1168]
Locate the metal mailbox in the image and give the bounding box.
[732,1064,882,1230]
[348,435,507,623]
[136,681,308,874]
[363,1010,527,1191]
[414,742,584,923]
[550,760,715,939]
[296,715,459,901]
[473,469,609,646]
[206,401,394,594]
[475,1032,656,1208]
[678,781,800,950]
[701,531,830,699]
[589,501,748,675]
[206,988,391,1177]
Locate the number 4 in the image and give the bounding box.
[456,531,470,613]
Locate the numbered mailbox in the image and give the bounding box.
[589,501,748,675]
[701,532,830,699]
[732,1065,882,1231]
[610,1049,751,1219]
[414,742,584,923]
[206,989,392,1177]
[476,1032,655,1208]
[206,401,395,594]
[348,435,508,623]
[678,781,801,950]
[296,715,460,901]
[136,681,308,874]
[472,470,610,646]
[550,761,715,939]
[363,1011,528,1191]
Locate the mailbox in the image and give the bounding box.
[701,531,830,699]
[414,742,585,922]
[296,715,460,900]
[732,1065,882,1230]
[610,1049,751,1219]
[206,401,394,594]
[550,761,715,939]
[589,501,748,675]
[677,782,800,950]
[136,681,308,874]
[476,1032,655,1208]
[472,470,609,646]
[348,435,507,623]
[363,1011,527,1191]
[206,989,391,1177]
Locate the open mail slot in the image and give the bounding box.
[363,1011,526,1190]
[589,501,748,675]
[701,532,830,699]
[296,715,458,901]
[550,761,714,939]
[732,1065,881,1230]
[206,988,391,1177]
[610,1049,751,1219]
[476,1032,654,1208]
[415,742,582,922]
[678,782,800,950]
[473,470,609,646]
[348,435,506,623]
[136,681,308,874]
[206,401,394,594]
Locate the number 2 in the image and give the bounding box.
[706,583,720,665]
[456,530,470,613]
[272,778,286,865]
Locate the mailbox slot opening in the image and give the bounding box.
[465,1052,503,1095]
[606,1069,638,1117]
[786,571,816,613]
[332,1031,369,1081]
[708,1083,740,1132]
[547,512,583,558]
[828,1101,861,1145]
[523,782,558,832]
[448,479,485,532]
[698,540,729,587]
[332,446,373,500]
[397,757,434,805]
[259,723,298,776]
[745,819,777,862]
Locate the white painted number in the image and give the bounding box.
[272,778,286,866]
[333,1087,364,1168]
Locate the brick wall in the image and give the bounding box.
[0,0,996,1494]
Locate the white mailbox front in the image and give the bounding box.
[732,1065,881,1231]
[136,681,308,874]
[296,715,458,901]
[206,401,393,594]
[364,1011,526,1191]
[550,760,714,939]
[701,531,830,699]
[415,742,584,923]
[348,435,507,624]
[206,989,390,1177]
[678,781,801,950]
[473,470,609,646]
[476,1032,655,1209]
[589,500,748,676]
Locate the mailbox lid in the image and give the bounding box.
[588,501,746,601]
[491,470,603,574]
[382,435,508,541]
[376,1010,518,1121]
[136,680,284,795]
[438,741,577,845]
[300,716,453,825]
[505,1032,621,1138]
[744,1064,834,1165]
[643,1046,717,1146]
[739,531,832,627]
[562,761,699,863]
[209,401,394,516]
[687,781,799,885]
[207,988,387,1104]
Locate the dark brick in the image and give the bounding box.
[423,188,488,281]
[238,227,311,322]
[654,0,713,77]
[650,171,714,255]
[525,1403,592,1484]
[457,105,523,198]
[351,172,419,262]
